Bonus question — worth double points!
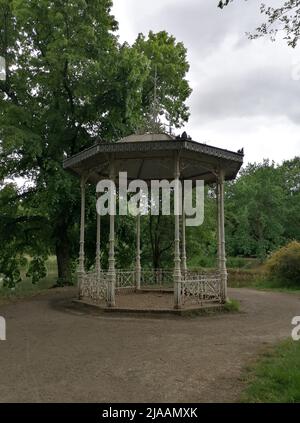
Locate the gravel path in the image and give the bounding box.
[0,287,299,403]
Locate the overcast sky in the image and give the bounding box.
[112,0,300,164]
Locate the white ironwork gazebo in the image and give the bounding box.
[63,133,243,311]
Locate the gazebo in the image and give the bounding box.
[63,132,243,311]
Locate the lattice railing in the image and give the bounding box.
[116,270,135,288]
[79,268,222,305]
[181,272,222,305]
[79,270,108,302]
[182,269,219,280]
[140,269,174,286]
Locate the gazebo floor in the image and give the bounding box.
[73,288,226,316]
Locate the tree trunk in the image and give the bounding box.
[153,245,161,270]
[55,227,72,286]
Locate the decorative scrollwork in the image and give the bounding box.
[140,269,173,286]
[116,270,135,288]
[181,272,222,305]
[79,268,222,306]
[79,271,107,302]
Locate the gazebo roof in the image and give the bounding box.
[63,133,244,184]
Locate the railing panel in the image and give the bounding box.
[116,270,135,288]
[79,268,222,305]
[181,272,222,305]
[79,271,107,302]
[140,269,173,287]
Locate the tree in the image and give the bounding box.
[1,0,121,284]
[278,157,300,241]
[225,158,300,260]
[218,0,300,47]
[0,1,192,284]
[186,188,218,268]
[225,161,285,260]
[0,182,50,286]
[266,241,300,286]
[133,31,192,128]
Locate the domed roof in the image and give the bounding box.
[63,134,244,185]
[117,133,174,143]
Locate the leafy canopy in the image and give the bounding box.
[0,0,192,285]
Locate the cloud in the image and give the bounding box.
[191,47,300,124]
[115,0,262,54]
[112,0,300,163]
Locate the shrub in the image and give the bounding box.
[26,256,47,284]
[266,241,300,287]
[0,253,26,288]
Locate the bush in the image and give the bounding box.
[26,256,47,284]
[266,241,300,287]
[0,254,26,288]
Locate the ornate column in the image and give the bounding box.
[218,169,228,302]
[78,175,86,298]
[135,211,141,290]
[107,159,116,307]
[95,193,101,279]
[181,194,187,275]
[216,182,221,270]
[173,153,182,309]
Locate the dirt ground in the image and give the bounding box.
[0,287,299,403]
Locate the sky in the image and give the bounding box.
[112,0,300,164]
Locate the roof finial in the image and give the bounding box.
[135,65,175,136]
[150,64,160,128]
[136,65,164,134]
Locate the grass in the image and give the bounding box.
[228,266,300,294]
[241,340,300,403]
[0,275,57,304]
[249,279,300,294]
[224,298,240,312]
[0,256,59,304]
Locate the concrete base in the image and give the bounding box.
[72,298,226,317]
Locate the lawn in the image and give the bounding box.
[228,265,300,294]
[241,340,300,403]
[0,256,59,304]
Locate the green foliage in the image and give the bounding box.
[224,298,240,312]
[0,180,51,287]
[226,158,300,260]
[140,214,174,270]
[26,256,47,284]
[0,256,58,303]
[1,256,22,288]
[279,158,300,242]
[227,257,258,269]
[0,1,192,285]
[0,184,26,286]
[1,0,298,282]
[218,0,300,48]
[133,31,192,128]
[266,241,300,287]
[241,340,300,403]
[187,188,218,268]
[134,158,300,271]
